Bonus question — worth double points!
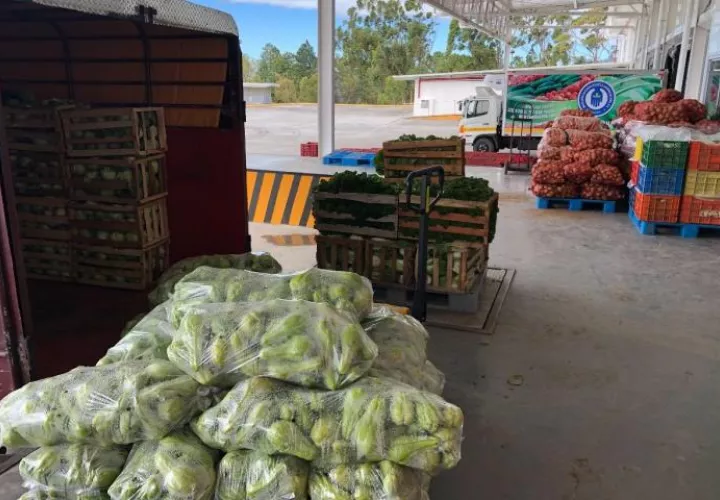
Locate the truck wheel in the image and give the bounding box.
[473,137,496,152]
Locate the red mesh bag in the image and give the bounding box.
[553,116,606,132]
[542,129,614,150]
[568,148,620,166]
[651,89,683,103]
[531,182,579,198]
[563,162,593,184]
[581,184,625,200]
[679,99,707,123]
[538,145,571,161]
[590,164,625,186]
[634,102,690,124]
[532,161,566,184]
[617,101,637,118]
[559,109,594,118]
[695,120,720,134]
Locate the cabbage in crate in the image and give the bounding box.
[167,299,377,389]
[216,450,309,500]
[309,462,430,500]
[19,444,128,499]
[108,430,218,500]
[148,252,282,306]
[0,360,216,448]
[192,376,463,474]
[171,266,373,321]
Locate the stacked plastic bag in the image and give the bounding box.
[0,260,463,500]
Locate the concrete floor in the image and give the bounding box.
[3,166,720,499]
[246,104,458,155]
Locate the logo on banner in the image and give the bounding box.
[578,81,615,116]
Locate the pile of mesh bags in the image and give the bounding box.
[0,262,463,500]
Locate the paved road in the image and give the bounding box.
[246,104,459,155]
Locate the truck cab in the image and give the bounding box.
[459,85,503,152]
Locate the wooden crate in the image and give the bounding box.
[69,196,169,249]
[423,243,487,294]
[62,107,167,157]
[16,197,70,241]
[21,239,72,282]
[316,235,365,274]
[398,194,498,246]
[382,138,465,182]
[68,154,167,203]
[364,238,416,288]
[313,192,399,239]
[2,103,73,152]
[73,239,170,290]
[10,150,66,196]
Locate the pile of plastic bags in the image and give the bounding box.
[0,255,463,500]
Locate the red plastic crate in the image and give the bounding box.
[630,161,639,186]
[680,195,720,225]
[300,142,318,157]
[631,189,681,223]
[687,142,720,172]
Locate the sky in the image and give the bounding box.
[195,0,450,59]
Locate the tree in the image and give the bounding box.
[255,43,294,83]
[298,73,318,103]
[294,40,317,81]
[574,10,613,63]
[242,53,255,81]
[274,76,298,103]
[378,76,410,104]
[445,19,501,70]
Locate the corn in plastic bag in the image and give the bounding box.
[0,360,216,448]
[148,252,282,306]
[171,267,374,321]
[108,430,218,500]
[309,462,430,500]
[19,444,128,499]
[167,300,377,389]
[192,377,463,474]
[97,303,173,366]
[216,450,309,500]
[363,306,445,395]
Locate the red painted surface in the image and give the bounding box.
[166,127,250,262]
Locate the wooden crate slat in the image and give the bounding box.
[315,223,396,239]
[383,139,464,150]
[314,191,399,239]
[384,151,464,159]
[315,235,364,274]
[313,192,397,204]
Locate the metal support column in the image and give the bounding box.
[675,0,698,91]
[318,0,335,157]
[653,0,668,69]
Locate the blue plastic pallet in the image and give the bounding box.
[322,150,376,166]
[535,197,617,214]
[628,209,720,238]
[635,164,685,195]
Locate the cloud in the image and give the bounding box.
[230,0,358,10]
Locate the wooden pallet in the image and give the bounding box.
[313,192,399,239]
[16,196,70,241]
[69,196,169,249]
[73,240,170,290]
[316,235,365,274]
[629,209,720,238]
[536,197,618,213]
[62,107,167,157]
[382,138,465,182]
[68,154,167,203]
[399,194,498,246]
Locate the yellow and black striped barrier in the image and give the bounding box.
[246,170,330,227]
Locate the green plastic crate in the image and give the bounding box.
[640,140,689,169]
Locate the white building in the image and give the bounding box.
[243,83,277,104]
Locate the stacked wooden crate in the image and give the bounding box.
[4,103,73,281]
[381,138,465,183]
[62,108,170,289]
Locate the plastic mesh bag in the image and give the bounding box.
[171,267,374,321]
[363,306,445,395]
[167,300,377,389]
[192,376,463,474]
[553,116,606,132]
[97,303,173,366]
[149,252,282,306]
[0,360,216,448]
[19,444,128,499]
[309,462,430,500]
[216,451,309,500]
[531,162,565,185]
[108,430,218,500]
[542,128,614,150]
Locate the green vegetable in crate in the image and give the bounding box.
[309,462,430,500]
[363,306,445,395]
[97,303,173,366]
[108,430,218,500]
[148,252,281,306]
[167,299,377,389]
[216,450,309,500]
[0,360,216,448]
[19,444,128,499]
[171,267,374,321]
[192,376,463,473]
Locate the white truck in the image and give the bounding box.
[459,69,666,152]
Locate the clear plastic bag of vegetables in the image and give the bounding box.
[0,360,216,448]
[97,303,173,366]
[108,430,218,500]
[363,306,445,395]
[192,376,463,474]
[171,267,374,321]
[148,252,282,306]
[216,450,309,500]
[19,444,128,500]
[167,300,377,389]
[309,462,430,500]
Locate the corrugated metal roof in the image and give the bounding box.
[21,0,239,36]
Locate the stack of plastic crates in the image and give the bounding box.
[680,142,720,225]
[630,138,689,223]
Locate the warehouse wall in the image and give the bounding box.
[412,77,500,117]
